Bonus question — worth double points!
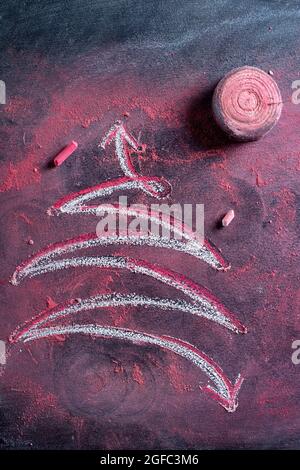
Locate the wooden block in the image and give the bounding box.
[212,66,282,141]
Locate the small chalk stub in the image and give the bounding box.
[212,66,282,141]
[53,141,78,167]
[222,209,235,227]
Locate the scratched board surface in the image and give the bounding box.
[0,0,299,450]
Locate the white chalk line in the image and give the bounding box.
[12,235,223,289]
[11,292,235,342]
[100,123,168,197]
[100,123,163,197]
[50,205,225,270]
[11,255,245,333]
[54,179,168,214]
[115,126,137,178]
[18,323,243,411]
[95,206,220,268]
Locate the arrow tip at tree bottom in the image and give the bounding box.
[200,374,244,412]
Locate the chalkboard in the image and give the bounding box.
[0,0,299,450]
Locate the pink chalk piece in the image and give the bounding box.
[212,66,282,141]
[53,141,78,167]
[222,209,235,227]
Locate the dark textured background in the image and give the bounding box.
[0,0,299,450]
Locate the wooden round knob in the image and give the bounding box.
[212,66,283,141]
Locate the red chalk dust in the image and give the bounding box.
[46,296,57,309]
[132,364,144,385]
[53,141,78,167]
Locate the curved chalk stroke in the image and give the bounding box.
[11,231,228,283]
[15,323,244,412]
[51,176,172,216]
[11,255,246,334]
[10,291,245,343]
[100,121,140,177]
